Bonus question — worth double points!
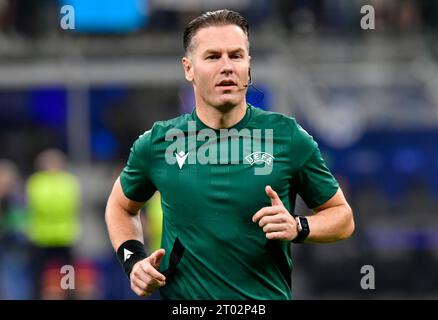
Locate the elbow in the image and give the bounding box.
[104,196,114,227]
[340,206,355,240]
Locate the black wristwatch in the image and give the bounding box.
[292,216,310,243]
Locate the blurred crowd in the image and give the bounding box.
[0,149,83,299]
[0,147,163,300]
[0,0,437,38]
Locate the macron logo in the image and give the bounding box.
[175,151,189,169]
[124,248,133,262]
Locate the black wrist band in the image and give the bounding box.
[116,240,148,279]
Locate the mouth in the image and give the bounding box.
[216,79,237,90]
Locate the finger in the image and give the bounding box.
[141,263,166,282]
[149,249,166,269]
[265,185,282,207]
[252,206,282,223]
[263,223,287,234]
[135,276,159,293]
[259,213,287,228]
[265,231,288,240]
[132,277,149,291]
[131,265,151,283]
[143,270,166,288]
[147,276,166,289]
[132,278,155,295]
[131,283,150,297]
[134,273,161,291]
[132,274,164,292]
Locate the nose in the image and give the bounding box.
[220,56,233,75]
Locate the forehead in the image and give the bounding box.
[192,25,248,53]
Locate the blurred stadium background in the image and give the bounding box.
[0,0,438,299]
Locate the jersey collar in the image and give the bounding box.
[191,104,253,131]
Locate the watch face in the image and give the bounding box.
[300,217,309,230]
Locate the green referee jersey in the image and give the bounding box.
[120,104,339,299]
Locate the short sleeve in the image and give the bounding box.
[291,121,339,209]
[295,148,339,209]
[120,130,157,202]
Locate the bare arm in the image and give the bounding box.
[105,177,145,250]
[105,177,166,297]
[306,187,355,243]
[252,186,354,243]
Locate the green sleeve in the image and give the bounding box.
[291,121,339,209]
[120,130,157,202]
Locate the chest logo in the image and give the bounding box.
[175,151,189,169]
[245,152,274,166]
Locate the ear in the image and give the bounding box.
[182,56,194,82]
[248,55,251,77]
[247,55,251,84]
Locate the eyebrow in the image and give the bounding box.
[203,48,246,55]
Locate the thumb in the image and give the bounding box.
[149,248,166,269]
[265,185,282,206]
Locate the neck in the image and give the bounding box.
[195,100,247,129]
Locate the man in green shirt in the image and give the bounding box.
[105,9,355,300]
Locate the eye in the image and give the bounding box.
[231,53,243,59]
[206,55,219,60]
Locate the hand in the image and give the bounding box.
[252,185,298,241]
[130,249,166,297]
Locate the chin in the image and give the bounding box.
[214,96,242,110]
[212,101,237,112]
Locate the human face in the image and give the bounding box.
[182,25,251,111]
